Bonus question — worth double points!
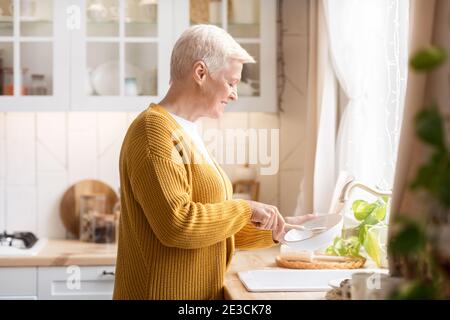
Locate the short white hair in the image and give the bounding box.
[170,24,255,82]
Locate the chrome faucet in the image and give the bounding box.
[339,178,392,203]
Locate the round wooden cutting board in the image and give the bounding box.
[59,179,118,238]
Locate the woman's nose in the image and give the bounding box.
[229,89,238,101]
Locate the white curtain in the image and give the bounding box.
[321,0,410,226]
[295,0,336,216]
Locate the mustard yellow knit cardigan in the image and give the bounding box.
[113,104,276,300]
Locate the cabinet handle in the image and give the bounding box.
[102,270,115,276]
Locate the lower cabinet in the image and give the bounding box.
[0,267,37,300]
[38,266,116,300]
[0,265,115,300]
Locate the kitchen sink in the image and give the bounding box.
[0,238,47,256]
[238,268,388,292]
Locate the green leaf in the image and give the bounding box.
[325,236,361,258]
[381,196,390,204]
[437,168,450,208]
[414,106,445,149]
[411,150,450,208]
[391,280,439,300]
[372,202,387,221]
[347,237,361,257]
[388,221,426,255]
[410,157,441,191]
[363,227,382,267]
[410,46,447,72]
[325,237,341,256]
[325,246,335,256]
[352,200,376,221]
[358,225,368,244]
[362,211,381,226]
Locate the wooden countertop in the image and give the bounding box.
[224,246,327,300]
[0,239,117,267]
[0,240,327,299]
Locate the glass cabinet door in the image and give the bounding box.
[71,0,171,110]
[187,0,275,112]
[0,0,15,97]
[0,0,69,110]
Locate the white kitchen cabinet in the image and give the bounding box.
[69,0,173,111]
[0,267,38,299]
[0,0,70,111]
[180,0,277,112]
[0,0,276,112]
[38,265,115,300]
[0,265,115,300]
[0,265,115,299]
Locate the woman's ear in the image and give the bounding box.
[192,61,207,85]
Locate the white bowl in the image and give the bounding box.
[283,213,343,251]
[90,60,144,96]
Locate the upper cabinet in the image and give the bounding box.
[0,0,69,111]
[70,0,172,111]
[0,0,276,112]
[178,0,276,112]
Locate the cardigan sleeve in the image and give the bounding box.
[129,151,252,250]
[234,223,278,250]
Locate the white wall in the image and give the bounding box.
[0,112,137,238]
[0,0,309,238]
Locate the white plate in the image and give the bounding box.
[90,60,144,96]
[284,213,342,243]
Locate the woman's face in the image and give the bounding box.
[202,60,242,118]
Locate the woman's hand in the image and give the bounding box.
[284,214,317,225]
[246,200,286,242]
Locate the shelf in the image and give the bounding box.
[87,20,157,25]
[0,17,52,23]
[228,23,260,38]
[20,17,52,23]
[0,16,13,22]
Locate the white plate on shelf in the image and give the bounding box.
[90,60,144,96]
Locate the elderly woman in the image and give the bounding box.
[113,24,310,300]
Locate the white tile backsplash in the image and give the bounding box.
[98,113,128,155]
[37,171,68,238]
[68,113,98,184]
[0,113,5,181]
[127,112,140,126]
[6,113,36,186]
[6,186,37,234]
[0,181,4,232]
[98,113,128,189]
[37,113,67,171]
